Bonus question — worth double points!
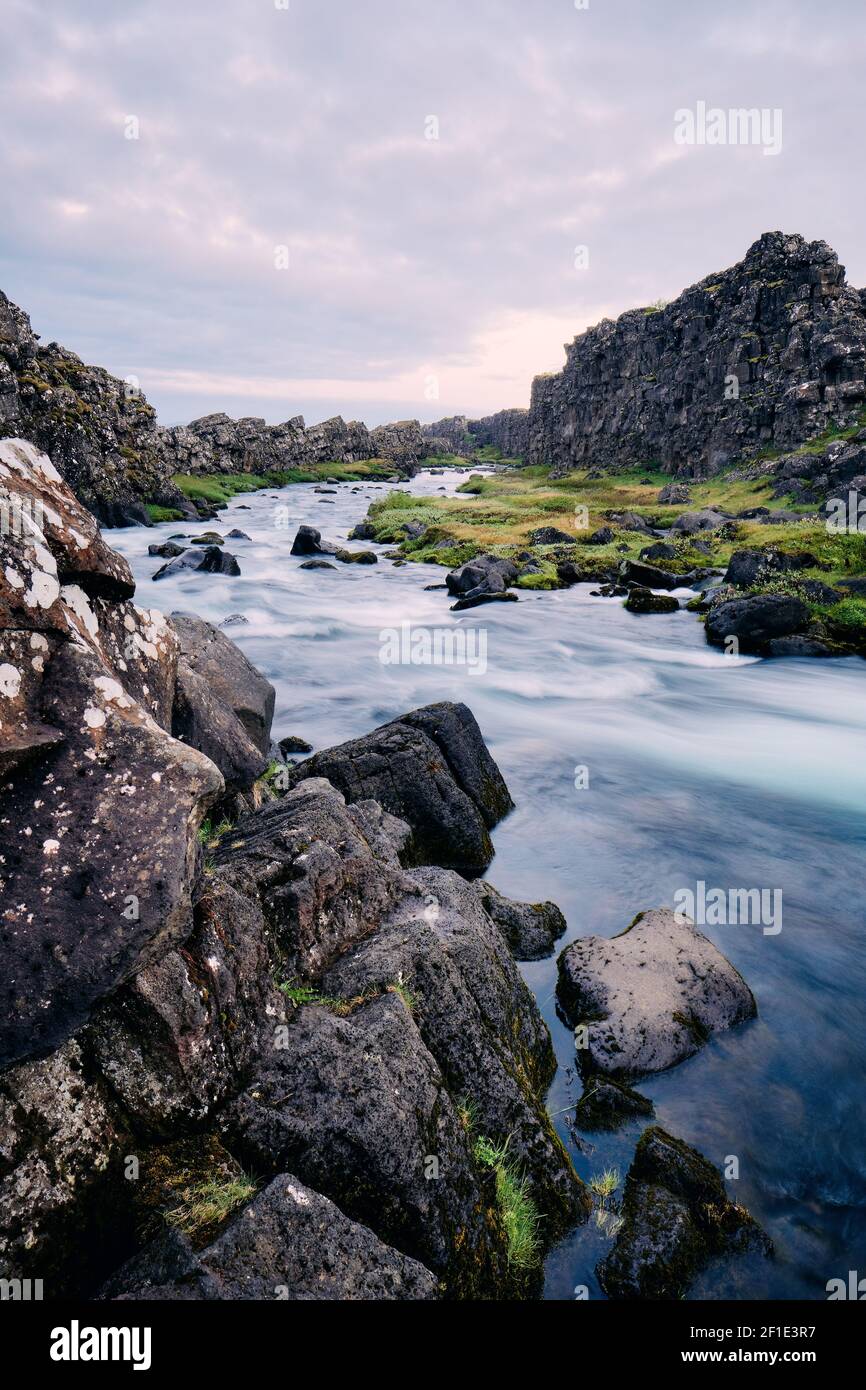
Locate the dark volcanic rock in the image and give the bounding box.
[450,589,519,611]
[152,545,240,579]
[624,587,680,614]
[622,560,685,590]
[766,634,835,657]
[170,612,275,754]
[531,232,866,478]
[556,907,756,1079]
[148,541,185,559]
[278,734,313,755]
[658,483,692,504]
[445,553,519,597]
[286,702,513,875]
[290,524,331,556]
[476,881,567,960]
[587,526,615,544]
[724,547,817,588]
[110,1174,437,1301]
[639,541,677,562]
[573,1077,654,1131]
[529,526,574,545]
[597,1128,772,1299]
[0,441,222,1069]
[705,594,810,652]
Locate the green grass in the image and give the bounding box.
[198,817,232,848]
[588,1167,620,1201]
[172,458,399,506]
[145,503,185,523]
[473,1135,541,1269]
[277,976,416,1016]
[166,1175,257,1236]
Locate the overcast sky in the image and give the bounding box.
[1,0,864,428]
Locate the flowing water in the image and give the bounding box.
[112,469,866,1302]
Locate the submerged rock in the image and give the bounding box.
[556,907,756,1079]
[597,1127,772,1299]
[624,586,679,613]
[573,1077,654,1131]
[152,545,241,579]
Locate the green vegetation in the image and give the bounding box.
[166,1174,257,1237]
[277,975,416,1017]
[198,817,232,848]
[588,1167,620,1201]
[145,503,184,523]
[473,1135,541,1269]
[171,459,399,507]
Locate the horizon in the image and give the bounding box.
[2,0,865,429]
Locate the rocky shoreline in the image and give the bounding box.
[0,437,778,1300]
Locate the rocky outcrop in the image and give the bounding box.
[529,233,866,477]
[705,593,811,653]
[475,882,567,960]
[286,702,514,875]
[597,1128,772,1299]
[106,1174,438,1301]
[556,908,756,1079]
[0,289,424,524]
[422,410,529,460]
[0,439,223,1068]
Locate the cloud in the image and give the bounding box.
[0,0,863,428]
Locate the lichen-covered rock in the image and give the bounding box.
[597,1127,772,1299]
[0,441,223,1069]
[109,1174,437,1301]
[287,702,513,875]
[556,908,756,1079]
[624,586,680,614]
[531,232,866,477]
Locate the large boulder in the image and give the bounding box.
[108,1174,437,1301]
[152,545,240,579]
[171,612,275,749]
[0,440,223,1069]
[597,1127,772,1299]
[287,702,513,875]
[445,554,518,598]
[670,508,728,535]
[705,594,810,652]
[724,547,816,588]
[556,908,756,1079]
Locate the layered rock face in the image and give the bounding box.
[0,290,185,526]
[0,440,584,1299]
[422,408,529,459]
[0,289,424,524]
[529,232,866,477]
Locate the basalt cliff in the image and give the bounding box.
[0,291,424,527]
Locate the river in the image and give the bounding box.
[112,467,866,1302]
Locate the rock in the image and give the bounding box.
[450,590,519,611]
[0,441,223,1068]
[290,524,329,556]
[587,526,615,544]
[622,560,685,590]
[333,548,378,564]
[152,545,241,579]
[670,508,728,535]
[766,635,835,657]
[148,541,185,558]
[223,995,504,1294]
[531,233,866,479]
[624,587,680,613]
[170,613,274,754]
[221,613,248,626]
[213,779,410,980]
[705,594,810,653]
[226,528,251,540]
[573,1077,654,1131]
[109,1174,437,1301]
[556,907,756,1079]
[591,583,629,597]
[606,510,658,536]
[286,702,513,875]
[597,1128,772,1299]
[639,542,677,562]
[529,527,574,545]
[279,734,313,755]
[190,531,224,545]
[658,483,692,503]
[445,553,519,597]
[321,865,587,1236]
[348,521,376,540]
[475,881,567,960]
[724,547,817,587]
[298,559,336,569]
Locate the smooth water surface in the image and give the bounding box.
[113,470,866,1301]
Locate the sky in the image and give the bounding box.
[1,0,864,429]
